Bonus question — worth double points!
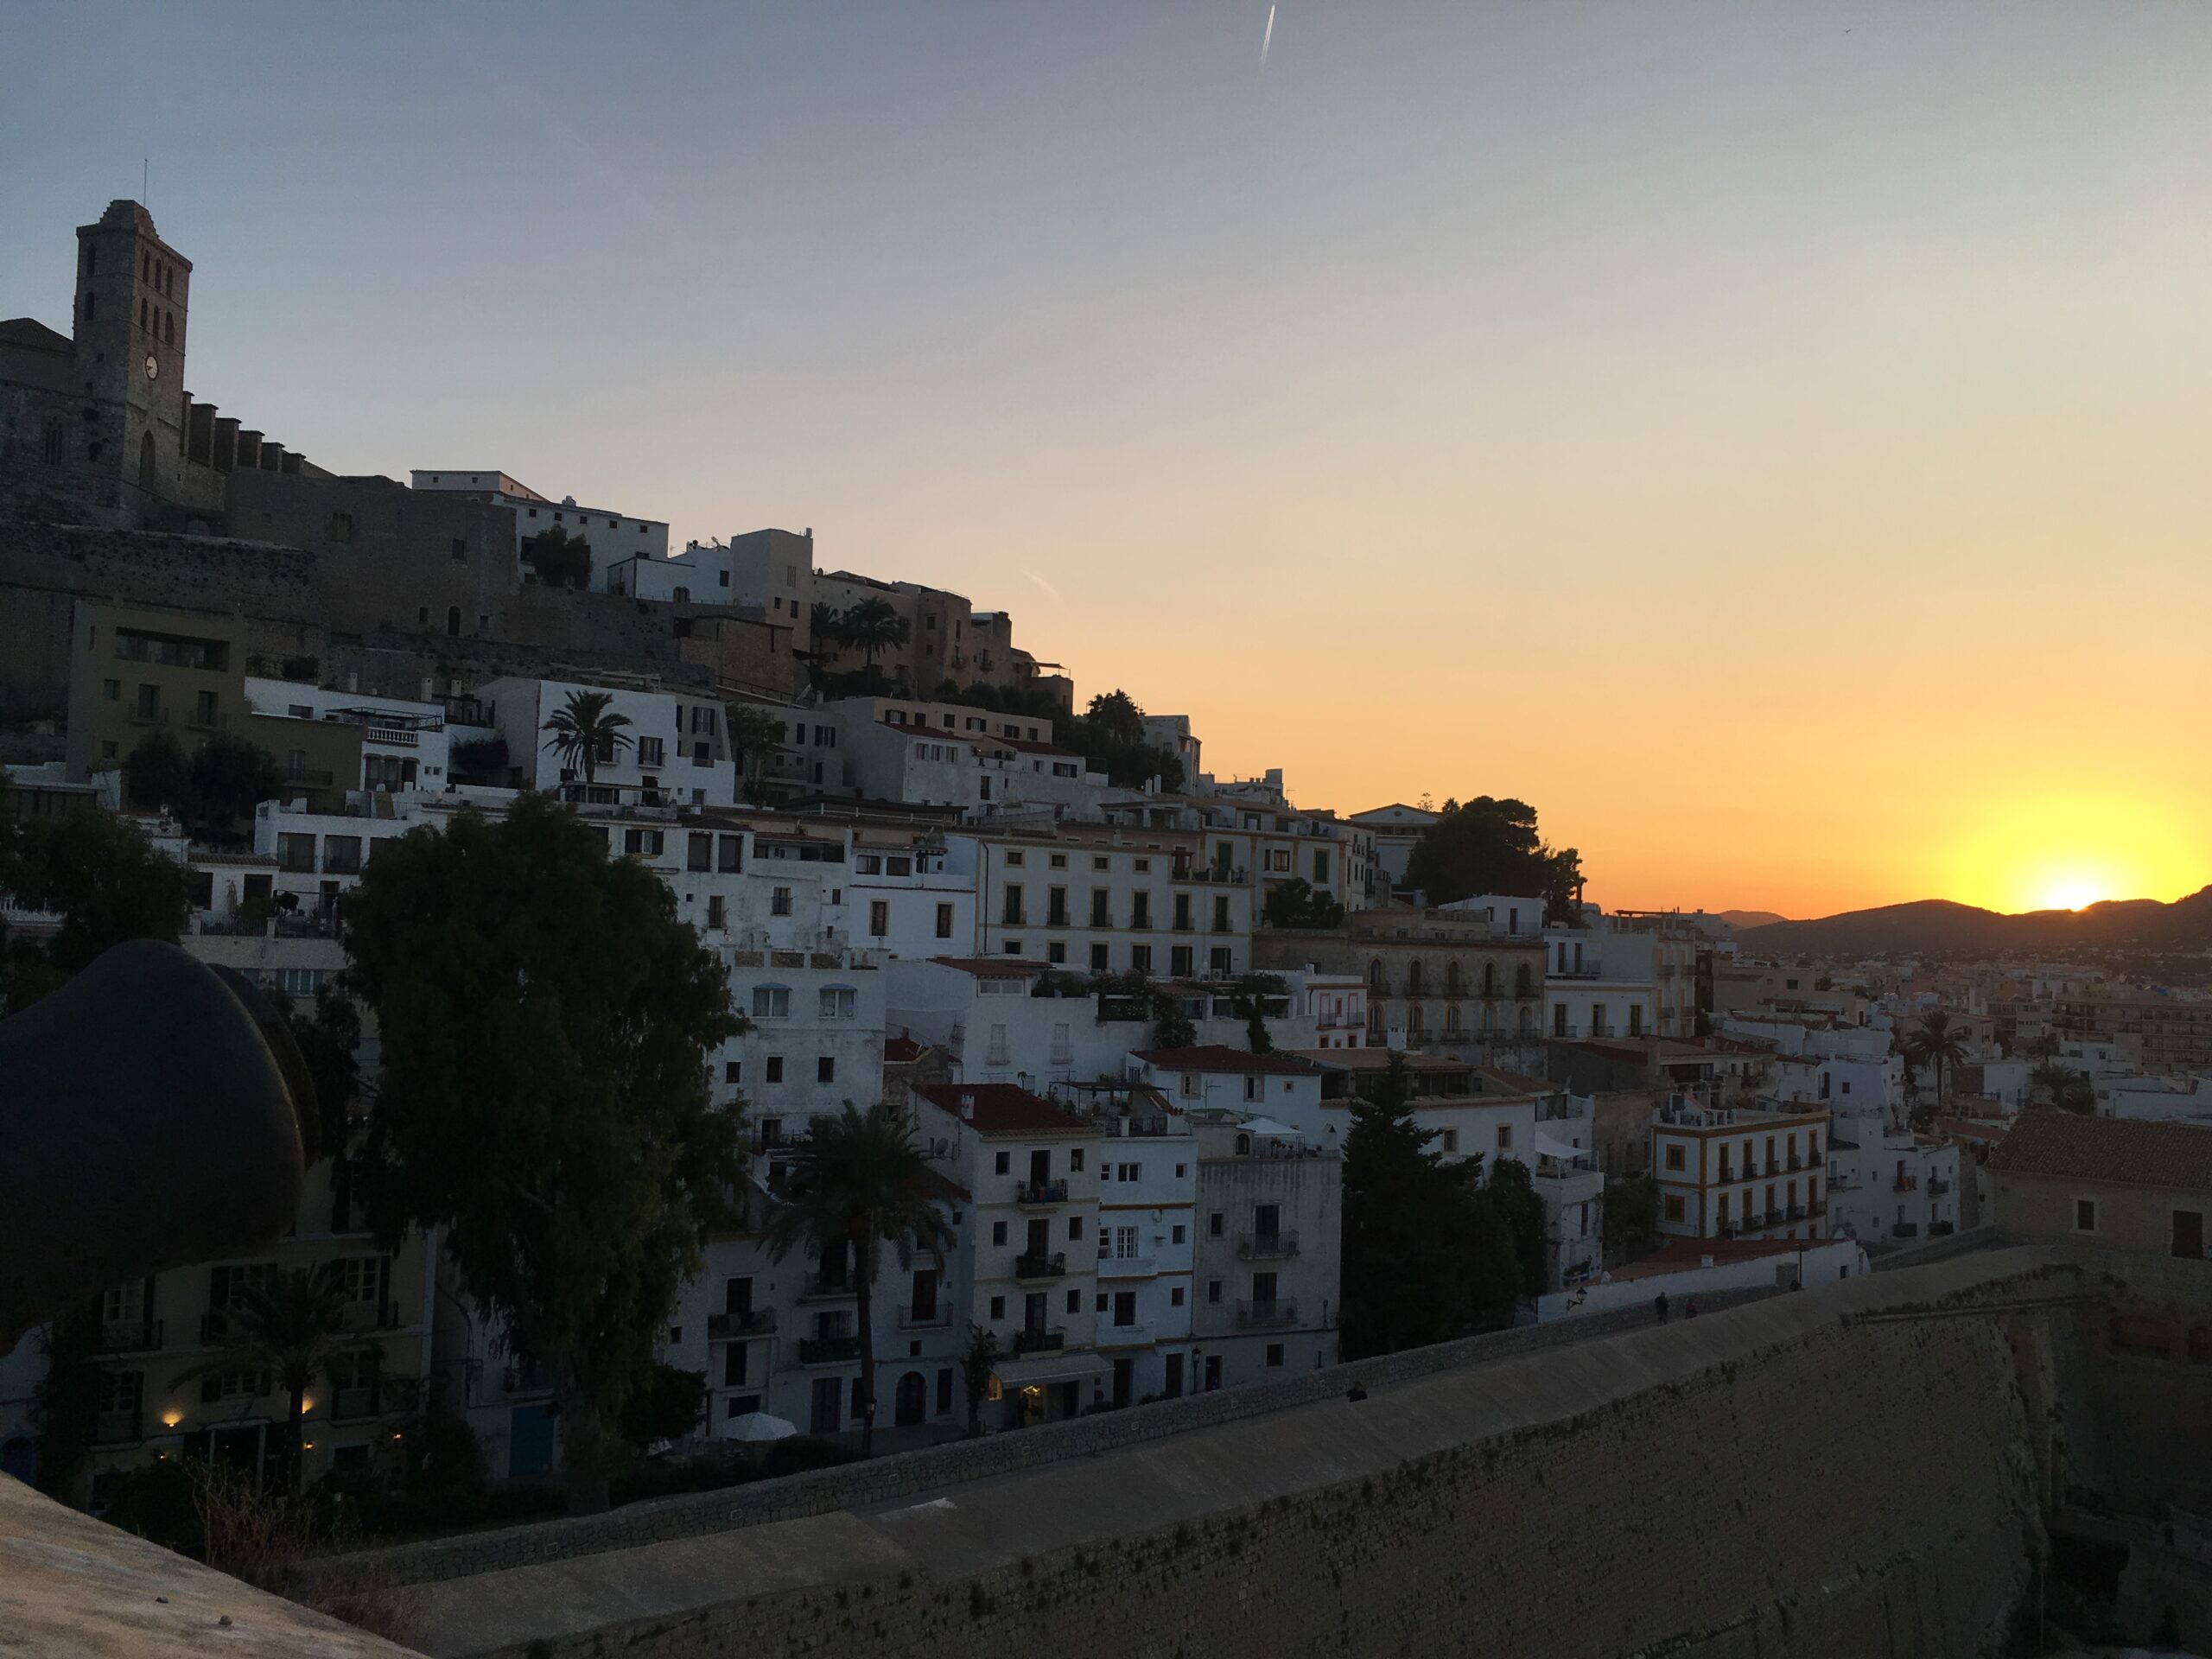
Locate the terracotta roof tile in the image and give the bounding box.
[913,1083,1087,1135]
[1987,1109,2212,1192]
[1134,1045,1319,1076]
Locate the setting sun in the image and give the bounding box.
[2032,880,2108,914]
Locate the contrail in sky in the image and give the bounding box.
[1021,569,1061,601]
[1261,5,1275,71]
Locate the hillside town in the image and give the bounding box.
[5,200,2212,1628]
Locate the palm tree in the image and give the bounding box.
[723,703,788,801]
[766,1102,952,1456]
[1902,1011,1970,1127]
[839,598,911,671]
[961,1323,1000,1438]
[541,689,632,787]
[171,1264,381,1494]
[808,600,846,662]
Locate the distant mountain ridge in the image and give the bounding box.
[1717,909,1791,931]
[1738,887,2212,957]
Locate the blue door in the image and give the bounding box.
[509,1403,556,1478]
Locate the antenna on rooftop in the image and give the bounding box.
[143,158,149,205]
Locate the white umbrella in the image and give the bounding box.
[719,1410,798,1445]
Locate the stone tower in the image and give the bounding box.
[71,200,192,509]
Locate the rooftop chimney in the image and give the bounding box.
[959,1092,976,1121]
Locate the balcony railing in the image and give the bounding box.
[1096,1320,1154,1348]
[708,1310,778,1339]
[1928,1179,1951,1196]
[1014,1251,1066,1281]
[1015,1179,1069,1205]
[1787,1154,1803,1172]
[1788,1205,1806,1222]
[93,1409,142,1446]
[1893,1176,1918,1193]
[1236,1298,1298,1329]
[330,1385,378,1421]
[94,1319,162,1355]
[1011,1326,1065,1354]
[800,1274,855,1301]
[1929,1221,1955,1236]
[1097,1254,1156,1279]
[898,1305,952,1330]
[1891,1222,1920,1239]
[1237,1232,1300,1260]
[1764,1208,1784,1227]
[799,1335,861,1365]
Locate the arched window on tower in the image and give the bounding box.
[139,298,149,331]
[82,245,95,276]
[446,606,462,638]
[1366,958,1386,995]
[82,291,95,321]
[163,312,174,344]
[138,432,156,493]
[41,416,64,466]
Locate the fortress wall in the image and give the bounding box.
[412,1251,2076,1659]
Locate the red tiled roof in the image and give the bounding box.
[927,957,1049,979]
[913,1083,1086,1135]
[1476,1065,1554,1096]
[884,1035,927,1064]
[881,718,973,746]
[991,736,1079,758]
[916,1166,971,1204]
[1988,1109,2212,1192]
[1135,1045,1319,1076]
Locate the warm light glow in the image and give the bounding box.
[300,1396,313,1414]
[2035,879,2107,913]
[160,1412,182,1428]
[1933,792,2202,918]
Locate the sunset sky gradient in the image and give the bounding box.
[4,2,2207,918]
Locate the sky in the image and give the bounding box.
[4,2,2209,919]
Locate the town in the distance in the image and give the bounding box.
[4,201,2209,1652]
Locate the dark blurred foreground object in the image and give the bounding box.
[0,940,313,1352]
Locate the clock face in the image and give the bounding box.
[143,353,158,381]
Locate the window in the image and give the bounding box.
[935,903,955,938]
[1209,1211,1225,1237]
[988,1295,1006,1320]
[995,1151,1011,1175]
[1066,1288,1081,1313]
[41,415,65,466]
[1266,1344,1285,1369]
[688,832,712,871]
[1663,1194,1685,1222]
[992,1221,1008,1246]
[1068,1216,1083,1240]
[639,736,665,767]
[772,887,793,916]
[764,1056,784,1084]
[1441,1129,1459,1154]
[1130,944,1153,973]
[2075,1198,2099,1234]
[1496,1125,1512,1152]
[817,1056,836,1084]
[1090,943,1109,971]
[1207,1279,1223,1304]
[1663,1143,1685,1172]
[1171,1287,1185,1306]
[723,1060,741,1084]
[447,606,461,637]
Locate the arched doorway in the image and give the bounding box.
[138,431,156,494]
[893,1370,926,1427]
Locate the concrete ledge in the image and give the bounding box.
[0,1471,423,1657]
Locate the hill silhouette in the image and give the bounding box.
[1738,887,2212,957]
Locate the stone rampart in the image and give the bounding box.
[398,1248,2082,1658]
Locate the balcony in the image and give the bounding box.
[200,1312,232,1345]
[1717,1169,1735,1185]
[1764,1208,1784,1228]
[1014,1179,1069,1205]
[1236,1232,1300,1260]
[1014,1251,1066,1281]
[1788,1205,1806,1222]
[708,1309,778,1339]
[1096,1320,1154,1348]
[93,1319,162,1355]
[93,1409,142,1446]
[798,1335,861,1365]
[1787,1154,1803,1172]
[1928,1179,1951,1196]
[1891,1222,1920,1240]
[1097,1253,1156,1280]
[329,1385,378,1421]
[1236,1298,1299,1329]
[1929,1221,1955,1236]
[1011,1326,1065,1355]
[1893,1176,1919,1193]
[800,1274,855,1301]
[898,1305,952,1330]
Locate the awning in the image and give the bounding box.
[1535,1129,1588,1162]
[993,1351,1115,1389]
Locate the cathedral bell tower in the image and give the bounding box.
[71,200,191,508]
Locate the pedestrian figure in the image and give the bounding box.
[1656,1292,1669,1325]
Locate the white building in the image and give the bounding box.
[1532,1236,1867,1323]
[968,830,1253,978]
[410,469,669,591]
[1188,1116,1342,1389]
[479,676,738,805]
[1824,1128,1962,1246]
[912,1084,1106,1428]
[1652,1100,1832,1243]
[244,678,451,796]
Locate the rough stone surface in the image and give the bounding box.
[0,1469,423,1657]
[394,1249,2099,1658]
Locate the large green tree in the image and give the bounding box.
[340,794,744,1512]
[1902,1011,1970,1127]
[1338,1053,1519,1357]
[1402,797,1583,922]
[541,689,632,787]
[1260,877,1344,931]
[521,525,594,590]
[123,730,191,812]
[1,808,191,1011]
[1060,689,1184,791]
[766,1102,952,1456]
[839,598,911,670]
[187,733,288,839]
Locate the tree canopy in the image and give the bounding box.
[124,731,285,840]
[521,525,594,590]
[541,689,632,786]
[1338,1053,1522,1357]
[1402,796,1583,922]
[1,807,191,1011]
[1260,877,1344,931]
[340,794,744,1511]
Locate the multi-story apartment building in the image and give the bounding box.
[2055,989,2212,1075]
[410,467,671,591]
[1825,1128,1961,1247]
[1541,910,1700,1043]
[1651,1101,1832,1243]
[1284,1048,1543,1173]
[243,677,451,796]
[912,1084,1104,1427]
[1052,1082,1197,1406]
[1188,1116,1341,1389]
[1256,904,1547,1055]
[64,599,361,806]
[1345,802,1439,892]
[477,676,737,805]
[968,828,1253,977]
